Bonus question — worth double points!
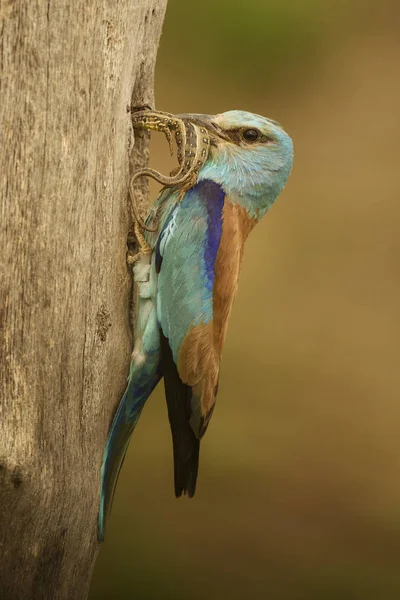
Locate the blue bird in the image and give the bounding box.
[98,110,293,540]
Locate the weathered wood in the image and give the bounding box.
[0,1,167,598]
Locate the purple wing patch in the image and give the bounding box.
[185,179,225,291]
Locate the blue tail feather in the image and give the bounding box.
[98,266,161,540]
[98,355,161,541]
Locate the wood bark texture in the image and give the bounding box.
[0,1,167,598]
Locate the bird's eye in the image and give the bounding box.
[242,128,260,143]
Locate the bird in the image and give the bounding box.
[98,110,294,540]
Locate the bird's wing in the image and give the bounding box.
[155,178,232,496]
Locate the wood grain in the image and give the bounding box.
[0,1,167,597]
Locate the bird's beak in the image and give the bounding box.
[176,113,231,144]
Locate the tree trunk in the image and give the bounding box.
[0,1,167,598]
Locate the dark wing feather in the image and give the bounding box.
[160,331,199,497]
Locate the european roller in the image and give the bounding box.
[98,109,294,540]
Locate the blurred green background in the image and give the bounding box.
[90,1,400,598]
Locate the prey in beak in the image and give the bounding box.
[130,108,212,190]
[177,113,232,145]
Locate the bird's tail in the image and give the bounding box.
[98,353,161,540]
[98,258,161,541]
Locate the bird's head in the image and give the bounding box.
[179,110,293,214]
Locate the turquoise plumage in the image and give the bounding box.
[98,110,293,540]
